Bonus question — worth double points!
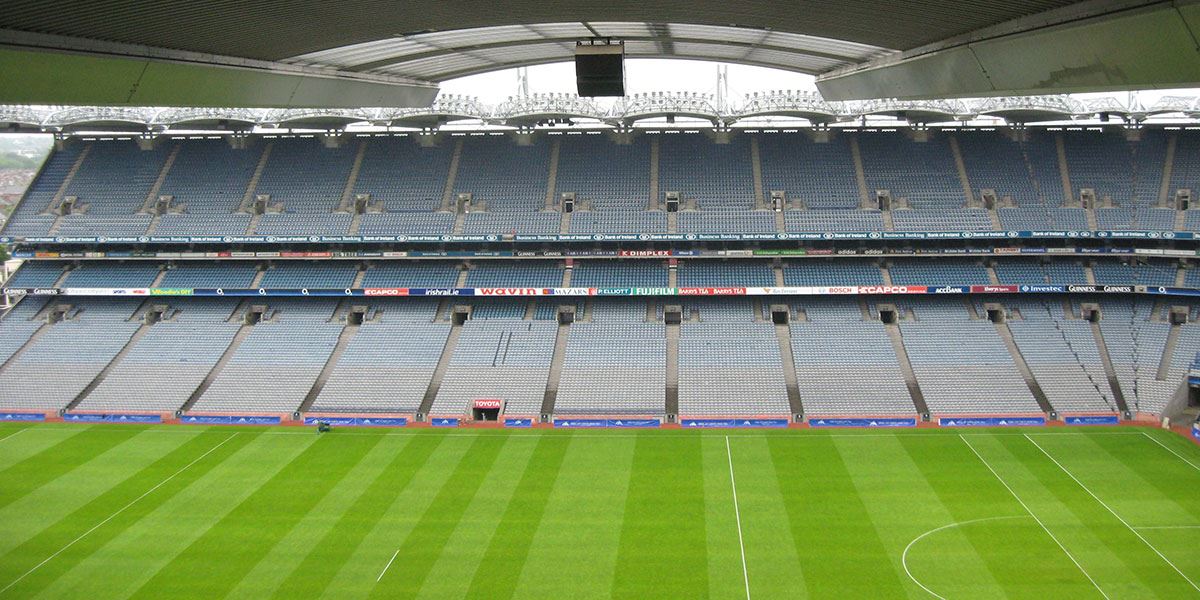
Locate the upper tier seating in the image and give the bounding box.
[858,132,963,210]
[5,131,1200,239]
[454,135,548,212]
[658,133,754,210]
[956,131,1041,206]
[253,138,355,213]
[757,133,860,210]
[353,137,452,213]
[555,134,650,211]
[159,139,262,213]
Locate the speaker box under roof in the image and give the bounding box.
[575,42,625,97]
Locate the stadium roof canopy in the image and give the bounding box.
[1,0,1198,107]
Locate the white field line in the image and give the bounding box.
[1133,525,1200,530]
[1140,431,1200,473]
[960,435,1109,599]
[725,436,751,600]
[902,515,1029,600]
[377,548,401,582]
[0,433,239,596]
[0,428,27,443]
[1024,434,1200,594]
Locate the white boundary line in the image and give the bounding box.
[959,435,1110,599]
[1024,434,1200,594]
[0,428,27,444]
[1140,431,1200,473]
[725,436,751,600]
[0,432,239,596]
[376,548,400,582]
[1133,525,1200,530]
[902,515,1029,600]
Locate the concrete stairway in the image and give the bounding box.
[1089,320,1131,415]
[439,138,464,212]
[948,135,976,207]
[298,321,362,414]
[648,137,660,210]
[0,320,55,377]
[539,319,572,419]
[179,322,255,413]
[774,323,804,419]
[993,321,1055,414]
[665,322,680,419]
[884,322,930,416]
[849,135,871,209]
[544,138,561,210]
[750,135,766,210]
[416,318,464,420]
[45,144,92,233]
[67,315,159,411]
[237,141,273,214]
[1157,321,1182,381]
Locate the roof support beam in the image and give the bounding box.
[0,30,439,108]
[816,0,1200,100]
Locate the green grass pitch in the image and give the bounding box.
[0,424,1198,599]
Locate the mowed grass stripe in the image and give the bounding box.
[0,430,257,599]
[898,434,1081,599]
[839,435,1015,599]
[0,429,201,558]
[510,436,635,599]
[768,435,906,598]
[413,436,541,599]
[460,435,571,600]
[0,426,142,510]
[371,435,507,597]
[320,435,476,596]
[612,435,708,599]
[126,433,384,599]
[226,435,417,599]
[0,426,84,472]
[26,431,316,600]
[0,430,215,587]
[1078,433,1200,525]
[714,437,808,598]
[1026,433,1200,585]
[983,434,1185,598]
[269,435,439,599]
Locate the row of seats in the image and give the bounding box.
[7,129,1196,239]
[3,294,1196,418]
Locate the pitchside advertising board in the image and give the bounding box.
[938,417,1047,427]
[0,412,45,422]
[680,419,790,428]
[1193,425,1200,440]
[62,413,161,424]
[1,229,1190,245]
[1064,415,1121,426]
[504,418,534,428]
[808,418,917,428]
[553,419,661,428]
[181,415,282,425]
[302,417,407,427]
